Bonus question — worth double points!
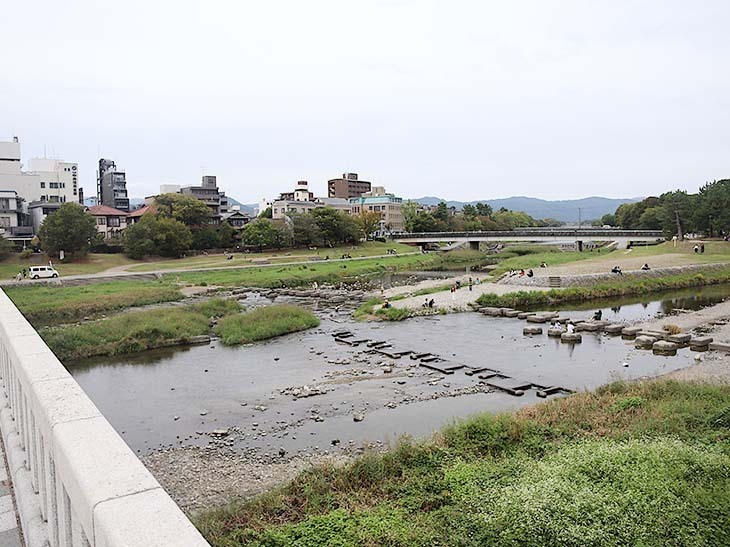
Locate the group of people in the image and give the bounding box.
[15,268,28,282]
[507,269,534,278]
[694,243,706,254]
[340,253,352,259]
[386,248,398,255]
[422,298,435,308]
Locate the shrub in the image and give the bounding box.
[214,305,320,345]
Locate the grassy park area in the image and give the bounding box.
[0,252,134,280]
[196,379,730,546]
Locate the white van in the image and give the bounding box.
[28,266,59,279]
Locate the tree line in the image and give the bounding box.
[596,179,730,238]
[402,201,561,232]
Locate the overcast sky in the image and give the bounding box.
[2,1,729,203]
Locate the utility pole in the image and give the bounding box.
[675,210,683,241]
[578,207,582,229]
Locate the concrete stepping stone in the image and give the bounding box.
[668,333,691,344]
[523,326,543,335]
[366,340,390,348]
[420,355,441,363]
[464,366,499,376]
[410,352,433,360]
[484,376,533,396]
[690,336,713,351]
[549,317,570,325]
[653,340,679,355]
[604,324,625,334]
[420,360,465,374]
[526,315,549,323]
[621,326,642,338]
[332,331,354,338]
[547,327,565,337]
[480,307,503,316]
[709,342,730,353]
[634,335,657,349]
[576,322,600,332]
[560,332,582,344]
[499,308,516,316]
[503,310,521,318]
[374,348,413,359]
[517,312,535,320]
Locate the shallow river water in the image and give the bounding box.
[67,285,729,457]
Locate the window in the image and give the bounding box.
[49,182,59,189]
[0,217,9,227]
[96,217,106,225]
[108,217,120,227]
[40,182,46,188]
[0,199,9,210]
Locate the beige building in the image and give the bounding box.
[349,186,404,234]
[86,205,128,240]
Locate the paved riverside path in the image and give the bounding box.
[0,252,421,288]
[0,436,22,547]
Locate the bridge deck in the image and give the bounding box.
[0,435,22,547]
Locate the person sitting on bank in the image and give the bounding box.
[519,269,525,276]
[593,310,603,321]
[428,298,435,308]
[540,261,548,268]
[641,263,651,270]
[526,269,534,277]
[382,299,391,309]
[611,266,623,275]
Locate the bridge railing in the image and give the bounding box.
[390,229,664,239]
[0,289,210,547]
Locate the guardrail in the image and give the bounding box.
[0,289,210,547]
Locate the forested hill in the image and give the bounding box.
[415,196,641,223]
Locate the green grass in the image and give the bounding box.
[214,305,320,345]
[0,252,135,279]
[42,298,240,361]
[165,254,458,288]
[489,246,611,276]
[126,242,418,272]
[5,280,183,327]
[196,379,730,546]
[475,266,730,310]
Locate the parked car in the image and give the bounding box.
[28,265,59,279]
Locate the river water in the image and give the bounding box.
[67,284,729,458]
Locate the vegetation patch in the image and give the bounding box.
[42,298,239,361]
[214,305,320,345]
[6,280,183,327]
[196,379,730,546]
[475,266,730,309]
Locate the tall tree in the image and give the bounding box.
[357,211,382,239]
[154,193,211,226]
[38,203,100,257]
[124,215,192,259]
[242,219,280,252]
[401,200,419,232]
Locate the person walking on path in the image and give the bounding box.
[700,242,705,253]
[468,277,473,291]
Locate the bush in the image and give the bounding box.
[18,248,33,259]
[214,305,319,345]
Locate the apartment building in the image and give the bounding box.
[327,173,372,199]
[97,159,130,212]
[349,186,405,234]
[180,175,224,223]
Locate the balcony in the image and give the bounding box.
[9,226,33,236]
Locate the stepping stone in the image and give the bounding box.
[526,315,548,323]
[464,366,498,376]
[498,308,515,316]
[420,360,465,374]
[621,326,642,338]
[517,312,535,320]
[560,332,582,344]
[576,322,600,332]
[366,340,390,348]
[709,342,730,353]
[480,307,502,316]
[478,372,509,380]
[536,385,568,398]
[690,336,713,351]
[523,326,543,335]
[420,355,441,363]
[668,333,691,344]
[410,352,433,360]
[638,330,668,340]
[549,317,570,325]
[503,310,521,318]
[634,335,657,349]
[653,340,679,355]
[333,331,354,338]
[547,327,565,337]
[375,348,413,359]
[604,324,625,334]
[485,376,532,396]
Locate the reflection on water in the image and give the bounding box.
[542,284,730,323]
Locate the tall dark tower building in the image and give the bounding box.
[97,159,130,212]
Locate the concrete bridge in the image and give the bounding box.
[391,228,665,250]
[0,289,210,547]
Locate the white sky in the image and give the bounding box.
[2,0,729,203]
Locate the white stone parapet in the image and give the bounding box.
[0,289,211,547]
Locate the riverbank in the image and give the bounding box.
[194,378,730,546]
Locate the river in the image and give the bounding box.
[67,284,729,458]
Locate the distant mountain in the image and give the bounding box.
[226,197,258,215]
[414,196,641,223]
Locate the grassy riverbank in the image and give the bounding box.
[197,379,730,546]
[6,280,183,327]
[42,298,240,361]
[170,251,485,288]
[475,266,730,309]
[214,305,320,345]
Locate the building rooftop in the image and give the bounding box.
[87,205,129,216]
[128,205,152,217]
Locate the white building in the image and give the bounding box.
[0,190,23,236]
[0,138,78,205]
